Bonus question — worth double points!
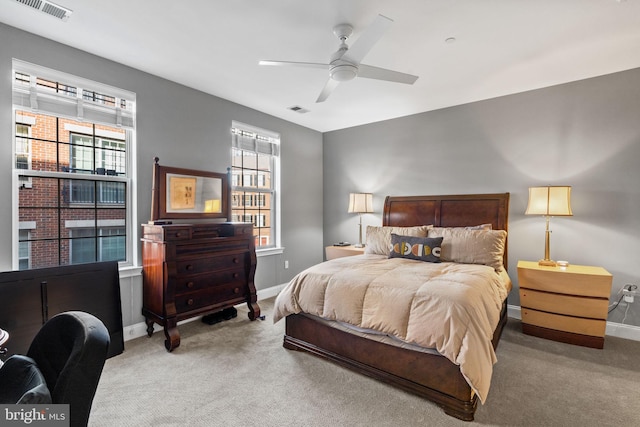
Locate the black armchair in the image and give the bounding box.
[0,354,51,403]
[28,311,110,427]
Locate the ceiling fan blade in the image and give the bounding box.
[358,64,419,85]
[316,78,340,103]
[259,60,329,70]
[341,14,393,64]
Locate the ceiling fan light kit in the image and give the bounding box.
[330,64,358,82]
[259,14,419,102]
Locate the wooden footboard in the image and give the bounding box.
[283,302,507,422]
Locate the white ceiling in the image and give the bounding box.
[2,0,640,132]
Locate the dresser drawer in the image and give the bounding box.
[174,268,245,294]
[175,253,246,276]
[174,283,248,313]
[521,308,606,338]
[520,288,609,320]
[230,224,253,237]
[163,227,192,241]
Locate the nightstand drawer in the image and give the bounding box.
[522,308,606,337]
[518,262,611,298]
[325,245,364,260]
[520,288,609,320]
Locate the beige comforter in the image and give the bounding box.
[274,254,510,403]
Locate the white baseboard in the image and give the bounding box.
[124,297,640,343]
[257,283,286,300]
[123,283,287,342]
[507,304,640,342]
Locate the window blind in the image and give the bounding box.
[12,59,136,130]
[231,123,280,156]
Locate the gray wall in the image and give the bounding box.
[0,23,323,326]
[324,68,640,326]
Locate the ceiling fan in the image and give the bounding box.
[259,14,419,103]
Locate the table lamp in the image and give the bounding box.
[348,193,373,248]
[525,186,573,266]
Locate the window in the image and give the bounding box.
[15,118,34,188]
[18,230,30,270]
[70,227,126,264]
[231,122,280,250]
[11,60,136,270]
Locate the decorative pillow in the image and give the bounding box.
[389,234,443,263]
[364,225,431,255]
[427,228,507,271]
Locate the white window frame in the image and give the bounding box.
[231,121,281,255]
[11,59,137,270]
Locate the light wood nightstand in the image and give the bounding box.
[517,260,612,349]
[325,245,365,260]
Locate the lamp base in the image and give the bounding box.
[538,259,557,267]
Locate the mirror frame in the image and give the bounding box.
[150,157,230,222]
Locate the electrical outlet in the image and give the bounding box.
[284,260,289,269]
[622,284,638,303]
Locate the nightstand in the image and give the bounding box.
[517,260,612,349]
[325,245,365,260]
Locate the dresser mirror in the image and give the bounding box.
[150,157,230,222]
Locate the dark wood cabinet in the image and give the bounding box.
[141,222,260,351]
[0,261,124,359]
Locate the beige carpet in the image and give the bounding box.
[89,298,640,426]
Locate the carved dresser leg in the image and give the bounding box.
[145,318,155,337]
[163,318,180,352]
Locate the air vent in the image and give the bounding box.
[288,105,309,114]
[14,0,73,21]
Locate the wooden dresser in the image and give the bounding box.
[142,222,260,351]
[517,260,612,349]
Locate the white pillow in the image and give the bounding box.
[429,224,492,233]
[365,225,431,255]
[427,228,507,271]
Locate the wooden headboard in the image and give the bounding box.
[383,193,510,267]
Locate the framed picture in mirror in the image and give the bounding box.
[149,157,230,222]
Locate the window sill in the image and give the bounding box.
[119,265,143,278]
[256,247,284,257]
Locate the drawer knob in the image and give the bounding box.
[175,232,181,238]
[187,281,194,288]
[187,298,194,306]
[233,258,239,264]
[186,264,194,271]
[233,287,240,294]
[233,273,239,279]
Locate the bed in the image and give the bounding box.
[274,193,510,421]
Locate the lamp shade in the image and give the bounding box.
[525,186,572,216]
[348,193,373,214]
